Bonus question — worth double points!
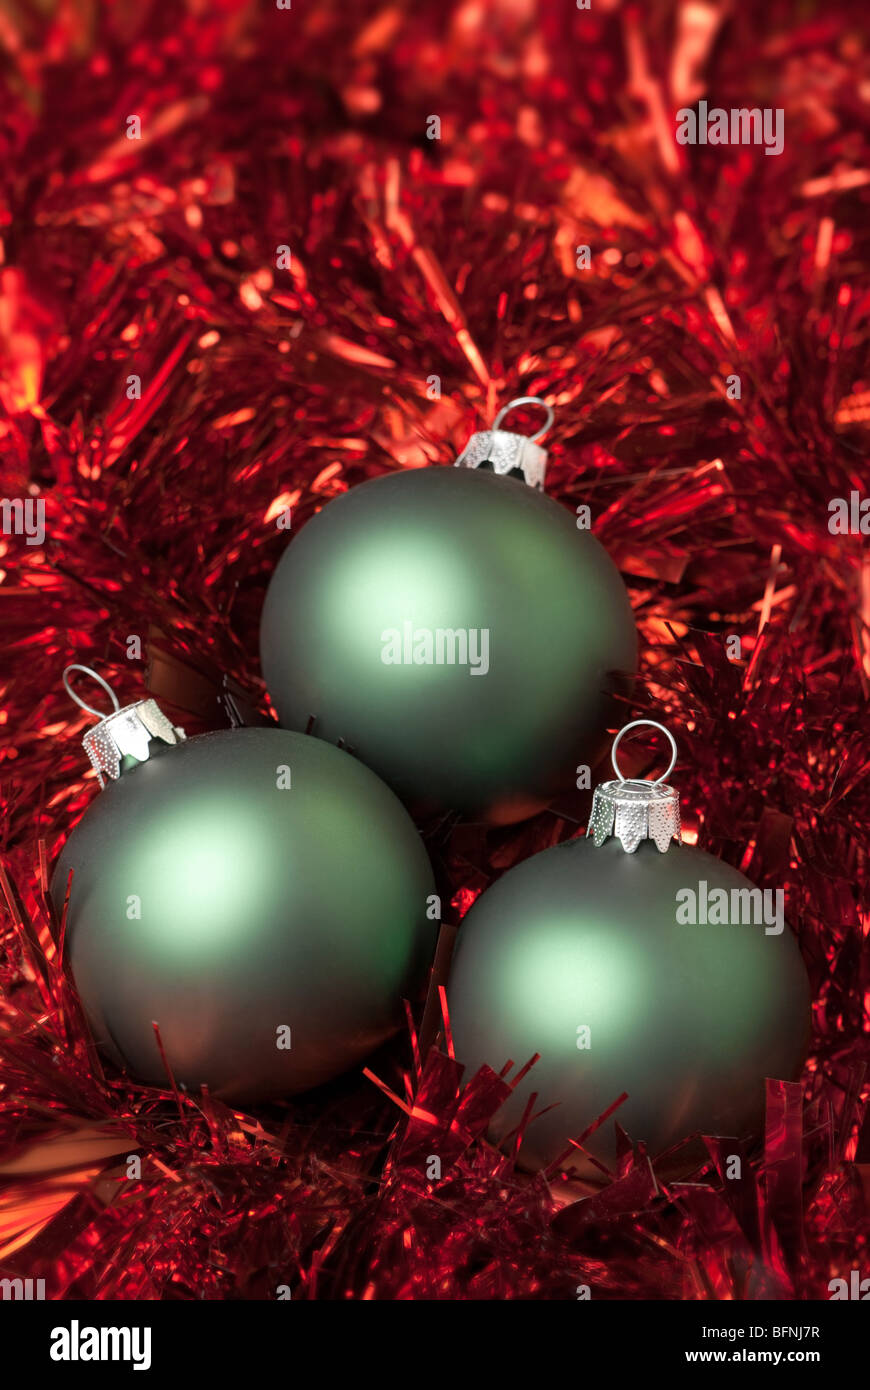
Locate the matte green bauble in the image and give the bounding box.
[51,720,436,1103]
[448,777,810,1176]
[260,462,637,824]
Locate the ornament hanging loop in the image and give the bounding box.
[492,396,555,444]
[455,395,554,490]
[611,719,678,786]
[62,665,186,789]
[63,664,122,720]
[588,718,682,854]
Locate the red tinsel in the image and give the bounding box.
[0,0,868,1300]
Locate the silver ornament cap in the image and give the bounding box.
[587,719,682,854]
[455,395,553,490]
[63,664,186,789]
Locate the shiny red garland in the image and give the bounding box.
[0,0,868,1300]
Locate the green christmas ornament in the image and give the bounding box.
[447,721,811,1176]
[51,666,437,1103]
[260,399,637,824]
